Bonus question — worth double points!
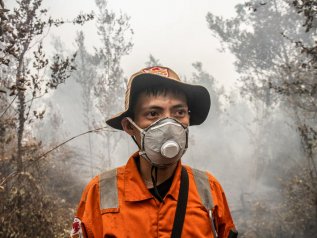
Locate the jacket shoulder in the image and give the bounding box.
[184,165,224,196]
[79,165,124,203]
[184,165,219,184]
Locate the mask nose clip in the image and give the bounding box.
[161,140,180,158]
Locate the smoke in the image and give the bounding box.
[30,1,316,236]
[32,56,317,236]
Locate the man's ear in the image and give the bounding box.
[121,117,135,136]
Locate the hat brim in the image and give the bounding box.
[106,73,211,130]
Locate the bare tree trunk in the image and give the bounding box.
[0,122,5,160]
[16,88,25,173]
[16,44,28,174]
[15,40,30,223]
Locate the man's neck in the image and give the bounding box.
[138,156,178,188]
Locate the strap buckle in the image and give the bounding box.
[209,209,218,238]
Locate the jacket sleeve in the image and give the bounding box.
[70,176,103,238]
[208,175,237,238]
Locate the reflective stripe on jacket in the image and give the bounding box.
[74,152,236,238]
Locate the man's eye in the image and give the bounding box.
[146,111,159,118]
[175,109,187,117]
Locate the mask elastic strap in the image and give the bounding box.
[151,166,164,203]
[126,117,143,150]
[126,117,143,131]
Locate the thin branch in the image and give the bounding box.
[0,95,17,119]
[28,25,52,51]
[0,171,17,189]
[31,126,117,163]
[0,126,119,187]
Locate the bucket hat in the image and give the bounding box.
[106,66,210,130]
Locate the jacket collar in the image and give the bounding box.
[124,152,182,202]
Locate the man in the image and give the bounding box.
[70,66,237,238]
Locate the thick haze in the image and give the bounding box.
[7,0,307,220]
[43,0,242,88]
[2,1,316,236]
[31,0,247,174]
[28,0,248,209]
[30,0,304,213]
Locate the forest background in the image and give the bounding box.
[0,0,316,237]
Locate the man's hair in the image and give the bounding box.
[128,85,188,119]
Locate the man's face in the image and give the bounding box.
[124,90,190,145]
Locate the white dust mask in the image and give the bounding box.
[127,117,188,167]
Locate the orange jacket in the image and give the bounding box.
[71,152,236,238]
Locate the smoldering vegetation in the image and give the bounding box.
[0,0,316,237]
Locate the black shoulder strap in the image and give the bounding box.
[171,166,189,238]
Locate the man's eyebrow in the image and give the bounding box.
[141,104,188,110]
[140,105,164,111]
[172,104,188,109]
